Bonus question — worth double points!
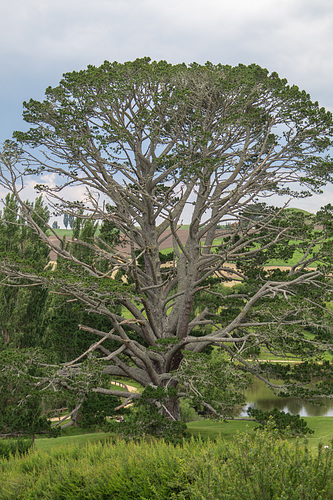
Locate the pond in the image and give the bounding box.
[240,378,333,417]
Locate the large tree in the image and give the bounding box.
[1,58,333,421]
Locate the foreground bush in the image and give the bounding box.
[0,438,33,460]
[0,427,332,499]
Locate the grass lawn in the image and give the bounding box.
[35,421,256,453]
[49,228,73,237]
[187,419,257,440]
[33,416,333,454]
[187,417,333,450]
[35,432,111,453]
[302,417,333,448]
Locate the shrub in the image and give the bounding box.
[0,438,34,460]
[247,407,314,436]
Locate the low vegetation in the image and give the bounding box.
[0,438,33,460]
[1,424,333,499]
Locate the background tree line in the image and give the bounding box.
[0,195,123,434]
[0,194,121,357]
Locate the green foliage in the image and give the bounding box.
[63,213,74,229]
[98,204,121,249]
[70,217,98,265]
[0,194,50,268]
[254,361,333,400]
[0,438,34,460]
[109,386,188,444]
[0,194,50,348]
[40,292,119,362]
[247,407,315,436]
[79,393,121,428]
[179,398,202,422]
[186,427,333,500]
[33,211,123,362]
[176,350,249,418]
[0,349,54,436]
[1,430,333,499]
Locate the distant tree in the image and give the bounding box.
[68,214,74,229]
[52,221,59,229]
[63,213,69,229]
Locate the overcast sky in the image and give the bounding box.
[1,0,333,213]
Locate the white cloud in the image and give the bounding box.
[1,0,332,73]
[1,0,333,212]
[1,0,332,91]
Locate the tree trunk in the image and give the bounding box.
[161,394,181,421]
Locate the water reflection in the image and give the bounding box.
[241,378,333,417]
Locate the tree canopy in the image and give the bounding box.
[1,58,333,423]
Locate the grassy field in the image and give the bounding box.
[187,417,333,450]
[34,422,251,454]
[32,416,333,454]
[50,228,73,237]
[303,417,333,448]
[35,432,111,453]
[51,226,321,268]
[187,419,257,439]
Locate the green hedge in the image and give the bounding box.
[0,427,332,499]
